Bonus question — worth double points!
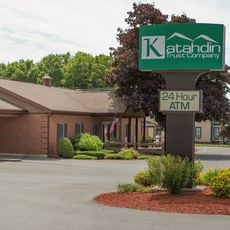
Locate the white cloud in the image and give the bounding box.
[0,0,229,65]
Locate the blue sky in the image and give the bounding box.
[0,0,229,65]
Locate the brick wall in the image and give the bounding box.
[0,113,144,157]
[0,114,48,154]
[49,114,95,156]
[49,115,143,156]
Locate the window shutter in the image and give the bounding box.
[64,124,67,137]
[57,123,67,144]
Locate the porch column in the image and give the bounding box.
[118,117,122,142]
[135,118,138,149]
[128,118,131,143]
[143,117,146,142]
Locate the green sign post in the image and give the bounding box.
[138,23,225,188]
[139,23,225,71]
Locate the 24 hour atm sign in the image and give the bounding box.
[139,23,225,71]
[159,90,202,112]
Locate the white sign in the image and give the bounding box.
[159,90,202,112]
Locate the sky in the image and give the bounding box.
[0,0,229,64]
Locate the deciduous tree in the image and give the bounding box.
[35,53,71,86]
[62,52,111,89]
[107,2,230,125]
[0,59,37,83]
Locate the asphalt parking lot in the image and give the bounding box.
[0,146,229,230]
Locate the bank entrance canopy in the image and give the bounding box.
[139,23,225,71]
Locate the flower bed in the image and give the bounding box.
[94,188,230,215]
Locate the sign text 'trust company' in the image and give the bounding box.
[139,23,225,71]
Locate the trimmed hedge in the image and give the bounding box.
[99,150,115,154]
[105,154,123,160]
[105,149,140,160]
[75,151,105,159]
[75,150,115,159]
[73,154,97,160]
[57,138,74,158]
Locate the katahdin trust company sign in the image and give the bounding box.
[139,23,225,71]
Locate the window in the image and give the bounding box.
[75,123,84,135]
[94,124,102,137]
[195,127,202,139]
[57,123,67,144]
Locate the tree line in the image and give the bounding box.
[0,52,112,89]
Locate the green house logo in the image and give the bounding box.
[139,24,225,71]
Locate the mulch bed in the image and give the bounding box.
[94,188,230,215]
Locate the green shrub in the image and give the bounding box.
[141,187,152,193]
[105,154,123,160]
[99,150,115,154]
[117,183,142,193]
[134,169,154,187]
[70,134,81,149]
[148,155,193,194]
[147,156,162,185]
[210,169,230,198]
[117,183,151,193]
[76,133,104,151]
[73,154,97,160]
[105,149,140,160]
[75,151,103,159]
[193,160,204,185]
[75,150,115,159]
[57,138,74,158]
[137,155,152,160]
[118,148,139,160]
[196,168,221,186]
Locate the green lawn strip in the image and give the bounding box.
[74,150,159,160]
